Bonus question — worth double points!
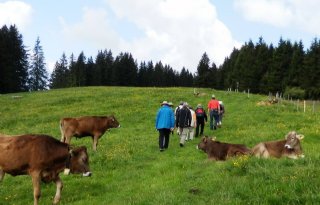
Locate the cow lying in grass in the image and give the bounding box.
[252,131,304,159]
[197,136,251,161]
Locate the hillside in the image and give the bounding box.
[0,87,319,204]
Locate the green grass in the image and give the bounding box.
[0,87,319,205]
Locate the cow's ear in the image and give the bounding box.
[297,134,304,140]
[202,137,208,143]
[69,149,74,157]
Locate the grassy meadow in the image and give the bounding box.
[0,86,319,205]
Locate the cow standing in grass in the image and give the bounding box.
[0,134,91,205]
[252,131,304,159]
[60,115,120,151]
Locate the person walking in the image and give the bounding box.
[155,101,175,152]
[176,102,191,147]
[207,94,220,130]
[174,101,184,135]
[218,101,225,127]
[186,106,196,141]
[195,104,207,137]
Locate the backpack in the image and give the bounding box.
[195,108,204,117]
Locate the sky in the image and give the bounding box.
[1,0,320,74]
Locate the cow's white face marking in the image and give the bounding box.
[284,144,292,149]
[82,172,92,177]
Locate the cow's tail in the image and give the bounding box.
[60,119,66,143]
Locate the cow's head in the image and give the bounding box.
[284,131,304,149]
[108,115,120,128]
[70,146,91,177]
[197,136,216,151]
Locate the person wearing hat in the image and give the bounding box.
[195,104,208,137]
[207,94,220,130]
[174,101,184,135]
[176,102,191,147]
[155,101,175,151]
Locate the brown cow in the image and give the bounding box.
[0,134,91,205]
[197,136,251,161]
[60,115,120,151]
[252,131,304,159]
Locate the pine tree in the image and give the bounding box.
[29,37,48,91]
[0,25,29,93]
[50,53,69,89]
[112,52,137,86]
[195,52,211,87]
[302,38,320,99]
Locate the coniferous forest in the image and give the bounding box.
[1,25,320,99]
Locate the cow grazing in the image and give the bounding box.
[0,134,91,205]
[60,115,120,151]
[197,136,251,161]
[252,131,304,159]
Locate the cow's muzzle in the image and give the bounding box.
[83,171,92,177]
[284,144,292,149]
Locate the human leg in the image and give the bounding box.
[209,111,214,130]
[180,127,188,146]
[158,129,165,150]
[200,122,205,136]
[163,129,171,149]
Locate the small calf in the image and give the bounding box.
[197,136,251,161]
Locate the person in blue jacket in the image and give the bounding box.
[155,101,175,152]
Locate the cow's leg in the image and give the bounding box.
[92,135,100,151]
[65,134,72,145]
[30,171,41,205]
[0,168,4,181]
[53,176,63,204]
[60,128,65,142]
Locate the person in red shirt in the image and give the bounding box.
[207,94,220,130]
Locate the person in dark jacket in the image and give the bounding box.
[176,102,191,147]
[195,104,208,137]
[156,101,175,151]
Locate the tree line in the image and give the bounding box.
[197,37,320,99]
[1,24,320,99]
[50,50,194,88]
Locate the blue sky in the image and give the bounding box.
[1,0,319,74]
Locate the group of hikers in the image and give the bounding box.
[155,94,225,151]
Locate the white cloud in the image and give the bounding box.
[59,0,240,72]
[59,7,121,54]
[107,0,239,71]
[0,1,32,31]
[234,0,320,35]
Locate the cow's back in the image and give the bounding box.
[0,134,69,176]
[61,116,106,136]
[253,140,286,158]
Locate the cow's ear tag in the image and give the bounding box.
[298,135,304,140]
